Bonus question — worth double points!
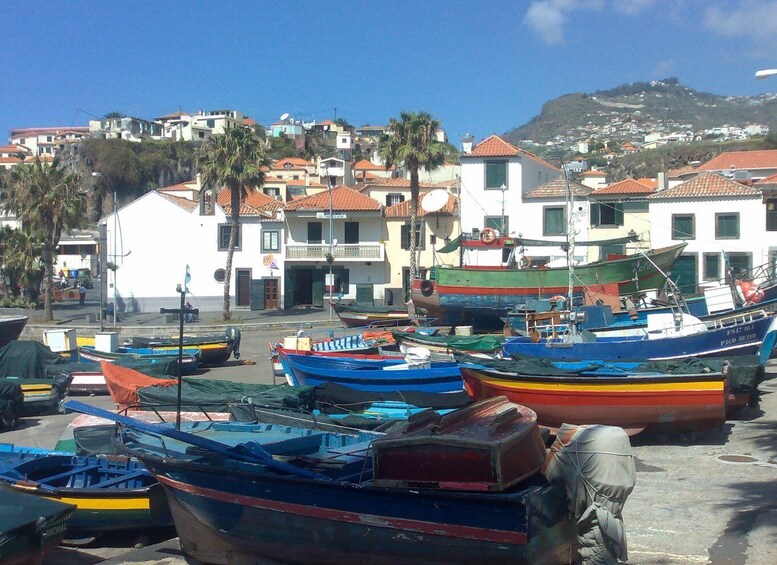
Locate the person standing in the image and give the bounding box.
[78,282,86,305]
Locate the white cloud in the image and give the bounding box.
[523,0,654,45]
[704,0,777,43]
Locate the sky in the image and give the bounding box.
[3,0,777,148]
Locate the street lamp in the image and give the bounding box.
[500,183,507,235]
[326,168,335,322]
[92,172,117,327]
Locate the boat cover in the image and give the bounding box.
[101,361,178,406]
[0,340,66,379]
[0,380,22,426]
[543,424,636,565]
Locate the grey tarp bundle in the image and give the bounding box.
[543,424,636,565]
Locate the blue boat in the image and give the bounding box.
[0,446,171,537]
[64,400,576,565]
[277,350,464,393]
[503,312,777,362]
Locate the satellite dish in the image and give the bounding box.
[421,189,449,213]
[280,112,290,121]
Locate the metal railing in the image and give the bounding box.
[285,243,384,261]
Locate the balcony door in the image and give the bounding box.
[344,222,359,244]
[307,222,323,243]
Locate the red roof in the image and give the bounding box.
[216,188,283,216]
[357,178,444,190]
[755,172,777,185]
[353,159,387,170]
[649,172,759,199]
[668,165,700,178]
[273,157,313,169]
[385,194,458,217]
[697,150,777,172]
[159,181,196,192]
[157,192,200,212]
[525,176,592,198]
[466,135,558,170]
[284,185,381,211]
[592,178,655,196]
[635,178,658,189]
[581,169,607,177]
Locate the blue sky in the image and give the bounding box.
[3,0,777,147]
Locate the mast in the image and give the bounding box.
[559,152,575,304]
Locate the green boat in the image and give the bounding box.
[411,243,686,329]
[392,330,506,354]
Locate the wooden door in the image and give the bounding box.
[264,279,279,309]
[236,269,251,307]
[250,279,265,310]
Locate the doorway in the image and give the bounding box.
[264,278,279,309]
[236,269,251,307]
[670,254,698,296]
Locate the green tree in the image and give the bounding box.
[379,111,445,280]
[0,226,44,301]
[198,127,269,320]
[0,158,86,319]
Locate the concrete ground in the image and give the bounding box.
[3,296,777,564]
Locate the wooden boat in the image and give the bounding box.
[459,362,728,435]
[66,399,576,565]
[78,345,202,375]
[0,315,28,347]
[1,375,72,416]
[392,329,505,354]
[277,349,464,393]
[0,447,172,537]
[127,328,239,365]
[502,311,777,362]
[0,484,73,565]
[411,243,687,329]
[331,301,412,328]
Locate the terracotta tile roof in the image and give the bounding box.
[10,127,89,135]
[591,178,655,196]
[648,172,759,199]
[243,118,257,126]
[263,175,287,183]
[157,191,200,212]
[25,155,54,162]
[635,177,658,189]
[0,157,22,164]
[668,165,700,178]
[216,188,283,216]
[273,157,313,168]
[353,159,387,171]
[755,172,777,186]
[0,144,27,153]
[581,169,607,177]
[697,150,777,172]
[159,181,196,192]
[464,135,558,170]
[284,185,381,211]
[357,178,443,190]
[385,193,458,218]
[319,120,336,126]
[525,176,592,198]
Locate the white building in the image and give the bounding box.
[459,135,559,237]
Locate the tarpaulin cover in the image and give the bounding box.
[0,340,66,379]
[102,361,178,407]
[45,357,178,379]
[136,379,317,413]
[397,331,505,353]
[543,424,636,565]
[313,382,471,413]
[0,379,23,426]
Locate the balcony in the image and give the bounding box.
[286,242,384,262]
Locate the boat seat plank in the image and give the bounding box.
[35,463,103,485]
[88,469,150,489]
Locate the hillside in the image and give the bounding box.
[504,78,777,144]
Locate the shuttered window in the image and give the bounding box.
[543,207,566,236]
[715,213,739,239]
[590,202,624,226]
[400,222,425,250]
[485,161,507,189]
[672,214,695,240]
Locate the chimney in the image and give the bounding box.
[461,133,474,155]
[657,171,668,191]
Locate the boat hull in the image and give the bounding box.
[412,244,686,328]
[0,316,28,347]
[142,458,574,565]
[461,367,728,435]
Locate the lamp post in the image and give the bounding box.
[327,175,334,322]
[500,183,507,235]
[92,172,118,327]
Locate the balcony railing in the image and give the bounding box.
[285,243,384,262]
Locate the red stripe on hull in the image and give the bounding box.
[157,475,528,545]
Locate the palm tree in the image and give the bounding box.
[0,226,44,300]
[0,158,86,320]
[378,111,446,281]
[198,127,268,320]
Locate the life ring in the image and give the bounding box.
[519,256,532,269]
[736,280,765,304]
[734,280,747,305]
[551,295,565,304]
[420,279,434,297]
[480,228,497,244]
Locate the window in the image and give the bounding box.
[400,222,425,250]
[207,119,215,128]
[218,224,240,251]
[672,214,695,240]
[715,213,740,239]
[601,244,626,260]
[263,187,280,199]
[430,234,437,245]
[292,175,299,180]
[485,160,507,189]
[484,215,508,234]
[307,222,323,243]
[344,222,359,244]
[543,207,566,236]
[767,199,777,231]
[704,253,721,281]
[386,193,404,207]
[590,202,624,226]
[262,230,280,252]
[198,131,205,139]
[727,252,751,278]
